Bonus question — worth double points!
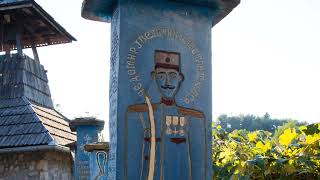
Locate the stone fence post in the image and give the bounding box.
[70,117,105,180]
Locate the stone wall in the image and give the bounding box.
[0,150,73,180]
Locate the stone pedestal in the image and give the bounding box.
[81,0,239,179]
[70,118,105,180]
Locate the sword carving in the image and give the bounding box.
[144,95,156,180]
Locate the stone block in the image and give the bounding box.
[40,172,49,180]
[0,165,4,174]
[14,166,19,172]
[0,150,72,180]
[18,154,24,161]
[28,161,36,171]
[36,160,48,171]
[28,171,38,177]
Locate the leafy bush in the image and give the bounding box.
[212,122,320,179]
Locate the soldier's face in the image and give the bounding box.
[153,67,183,99]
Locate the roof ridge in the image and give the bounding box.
[51,133,77,142]
[31,105,76,146]
[26,105,56,145]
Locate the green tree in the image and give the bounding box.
[217,113,305,133]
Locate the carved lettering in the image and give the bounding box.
[78,160,90,180]
[127,69,136,76]
[130,75,140,82]
[126,27,206,103]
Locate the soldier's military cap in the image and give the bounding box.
[154,50,181,72]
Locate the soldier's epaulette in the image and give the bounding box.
[179,107,205,118]
[127,103,158,112]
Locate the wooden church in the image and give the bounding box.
[0,0,76,179]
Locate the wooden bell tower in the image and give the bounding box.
[0,0,76,108]
[0,0,76,60]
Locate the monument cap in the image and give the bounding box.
[81,0,240,26]
[70,117,105,131]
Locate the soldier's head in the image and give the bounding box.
[151,50,184,99]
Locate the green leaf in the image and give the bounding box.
[257,160,265,169]
[239,176,250,180]
[303,124,320,135]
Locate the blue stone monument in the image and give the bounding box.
[81,0,240,179]
[70,118,105,180]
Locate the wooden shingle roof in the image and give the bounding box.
[0,54,54,108]
[0,97,76,148]
[0,0,76,52]
[31,104,76,145]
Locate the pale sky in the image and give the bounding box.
[22,0,319,134]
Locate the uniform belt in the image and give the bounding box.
[170,138,186,144]
[144,137,161,142]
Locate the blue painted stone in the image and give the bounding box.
[70,118,105,180]
[82,0,239,26]
[81,0,239,180]
[85,143,110,180]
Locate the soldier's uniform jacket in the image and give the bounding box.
[124,102,207,180]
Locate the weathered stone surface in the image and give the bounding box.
[40,172,49,180]
[0,165,4,174]
[36,160,48,171]
[29,161,36,171]
[28,171,38,177]
[0,151,73,180]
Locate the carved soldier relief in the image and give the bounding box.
[125,49,207,180]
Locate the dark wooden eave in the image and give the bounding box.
[0,0,76,52]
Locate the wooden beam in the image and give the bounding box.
[5,48,10,59]
[0,15,4,46]
[31,41,39,62]
[15,14,23,55]
[15,29,23,55]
